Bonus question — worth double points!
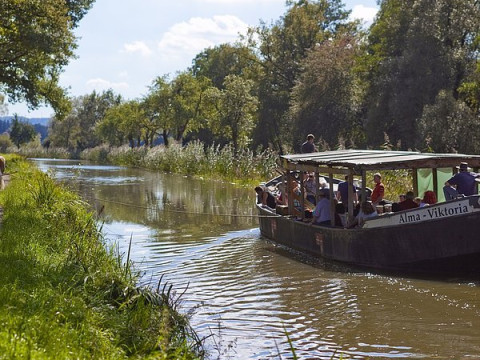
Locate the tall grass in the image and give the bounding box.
[0,155,204,359]
[9,142,72,159]
[80,142,279,184]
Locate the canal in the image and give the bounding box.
[34,159,480,359]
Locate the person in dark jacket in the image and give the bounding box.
[301,134,317,153]
[255,186,276,209]
[443,162,480,200]
[397,191,419,211]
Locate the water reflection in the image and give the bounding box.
[33,159,480,359]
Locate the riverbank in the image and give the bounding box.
[11,141,279,186]
[0,155,204,359]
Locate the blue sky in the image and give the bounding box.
[6,0,378,118]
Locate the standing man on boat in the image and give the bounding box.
[371,173,385,206]
[443,162,480,200]
[301,134,317,153]
[336,175,358,209]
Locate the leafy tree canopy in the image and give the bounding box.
[0,0,95,117]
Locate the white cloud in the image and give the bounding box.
[86,78,129,92]
[350,5,378,26]
[123,41,152,57]
[158,15,248,61]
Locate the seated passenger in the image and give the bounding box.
[303,172,317,205]
[275,181,287,206]
[420,190,437,207]
[312,188,331,226]
[335,201,346,227]
[348,201,378,228]
[443,162,480,200]
[397,191,419,211]
[255,185,276,209]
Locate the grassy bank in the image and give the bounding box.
[0,155,204,359]
[12,141,279,185]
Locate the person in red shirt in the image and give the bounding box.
[371,173,384,205]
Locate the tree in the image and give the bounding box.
[249,0,355,152]
[419,90,480,154]
[191,43,261,89]
[290,34,364,150]
[143,76,175,146]
[48,98,81,149]
[48,90,122,151]
[206,75,258,154]
[0,0,95,117]
[170,72,211,143]
[363,0,480,150]
[9,116,36,148]
[97,101,145,147]
[75,90,122,150]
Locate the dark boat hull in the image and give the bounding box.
[257,203,480,276]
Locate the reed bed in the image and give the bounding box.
[10,144,72,159]
[80,142,279,184]
[0,155,204,359]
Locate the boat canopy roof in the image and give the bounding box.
[282,149,480,174]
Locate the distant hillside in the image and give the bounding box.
[0,116,50,126]
[0,116,49,141]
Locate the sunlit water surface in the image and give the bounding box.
[33,159,480,359]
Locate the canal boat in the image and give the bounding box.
[256,149,480,276]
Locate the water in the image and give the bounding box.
[34,159,480,359]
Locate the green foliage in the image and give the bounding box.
[9,116,36,148]
[0,0,94,116]
[170,72,212,142]
[363,0,480,150]
[419,90,480,153]
[290,34,363,150]
[0,134,13,152]
[191,43,261,89]
[366,169,413,201]
[15,0,480,158]
[97,100,145,147]
[0,158,204,358]
[49,90,123,151]
[206,75,258,154]
[250,0,355,152]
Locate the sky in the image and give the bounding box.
[6,0,378,118]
